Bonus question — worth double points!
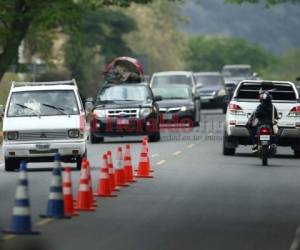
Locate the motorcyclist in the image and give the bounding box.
[248,90,279,151]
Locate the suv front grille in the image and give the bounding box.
[19,130,69,141]
[106,109,139,118]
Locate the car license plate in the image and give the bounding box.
[163,113,173,120]
[260,135,270,141]
[117,119,129,125]
[201,98,210,103]
[36,143,50,151]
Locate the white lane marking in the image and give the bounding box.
[156,160,166,166]
[187,144,195,148]
[36,218,54,226]
[289,227,300,250]
[172,151,182,156]
[151,154,160,158]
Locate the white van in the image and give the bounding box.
[2,80,87,171]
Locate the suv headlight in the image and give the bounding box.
[93,110,106,118]
[68,129,80,138]
[7,131,19,140]
[181,106,187,112]
[140,108,152,117]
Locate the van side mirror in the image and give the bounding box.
[85,98,94,113]
[0,105,4,117]
[154,96,162,102]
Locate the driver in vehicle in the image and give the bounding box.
[247,91,279,152]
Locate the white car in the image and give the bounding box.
[223,80,300,156]
[1,80,87,171]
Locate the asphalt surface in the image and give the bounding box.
[1,110,300,250]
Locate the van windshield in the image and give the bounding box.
[7,90,79,117]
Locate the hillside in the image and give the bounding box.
[181,0,300,53]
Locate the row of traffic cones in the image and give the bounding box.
[3,137,153,235]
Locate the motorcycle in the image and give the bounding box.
[256,125,277,166]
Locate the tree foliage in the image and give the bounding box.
[185,36,273,72]
[124,1,187,74]
[0,0,153,82]
[64,9,137,96]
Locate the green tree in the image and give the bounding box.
[0,0,154,82]
[124,0,187,74]
[64,9,137,96]
[185,36,273,72]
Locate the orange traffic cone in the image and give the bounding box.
[63,167,78,216]
[75,161,96,211]
[124,144,136,183]
[107,151,120,192]
[85,159,97,207]
[135,141,153,178]
[143,137,154,172]
[95,154,117,197]
[115,147,129,187]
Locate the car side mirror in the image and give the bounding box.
[0,105,4,117]
[154,96,162,102]
[252,72,259,78]
[85,98,94,113]
[196,82,203,89]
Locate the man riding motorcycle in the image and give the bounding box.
[247,90,279,152]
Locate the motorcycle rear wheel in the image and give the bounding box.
[261,145,268,166]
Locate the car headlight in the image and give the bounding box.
[217,89,226,96]
[181,106,187,112]
[68,129,80,138]
[93,109,106,118]
[140,108,152,117]
[7,131,19,140]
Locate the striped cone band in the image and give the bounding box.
[13,207,30,216]
[100,168,109,179]
[63,187,72,195]
[15,186,29,199]
[79,184,89,192]
[51,175,62,187]
[63,169,72,183]
[49,192,63,200]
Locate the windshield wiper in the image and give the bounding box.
[15,103,41,116]
[42,103,69,116]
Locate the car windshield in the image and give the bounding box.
[195,75,224,87]
[152,87,192,100]
[152,75,193,88]
[222,68,252,77]
[97,85,149,102]
[7,90,79,117]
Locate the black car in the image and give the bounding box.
[89,83,161,143]
[194,72,229,114]
[152,85,200,127]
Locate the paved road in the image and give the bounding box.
[1,110,300,250]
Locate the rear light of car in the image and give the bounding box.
[288,106,300,117]
[228,103,244,115]
[259,127,271,135]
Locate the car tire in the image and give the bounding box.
[294,150,300,158]
[149,131,160,142]
[76,150,87,170]
[90,133,104,144]
[222,105,227,114]
[4,158,20,172]
[223,131,236,155]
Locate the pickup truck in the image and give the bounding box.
[223,80,300,157]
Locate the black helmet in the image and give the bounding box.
[259,90,272,103]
